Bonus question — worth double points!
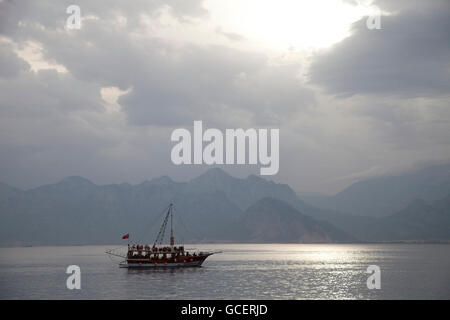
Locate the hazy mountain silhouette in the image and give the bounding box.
[0,168,353,245]
[302,163,450,217]
[241,197,356,243]
[373,196,450,241]
[0,166,449,245]
[187,168,301,210]
[312,194,450,242]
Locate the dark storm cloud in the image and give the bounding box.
[0,0,314,127]
[309,0,450,97]
[0,42,168,189]
[119,44,313,126]
[0,44,102,117]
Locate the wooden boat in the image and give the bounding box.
[106,204,215,268]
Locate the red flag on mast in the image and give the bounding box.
[122,233,129,239]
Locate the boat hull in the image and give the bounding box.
[119,260,204,268]
[119,253,212,268]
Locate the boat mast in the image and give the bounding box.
[153,203,173,247]
[170,203,174,247]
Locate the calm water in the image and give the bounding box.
[0,244,449,299]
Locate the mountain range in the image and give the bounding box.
[301,163,450,217]
[0,165,449,245]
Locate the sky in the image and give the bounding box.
[0,0,449,194]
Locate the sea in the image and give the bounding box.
[0,244,449,299]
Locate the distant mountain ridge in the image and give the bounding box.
[302,163,450,217]
[241,198,356,243]
[313,195,450,242]
[1,165,449,246]
[0,169,352,245]
[187,168,302,210]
